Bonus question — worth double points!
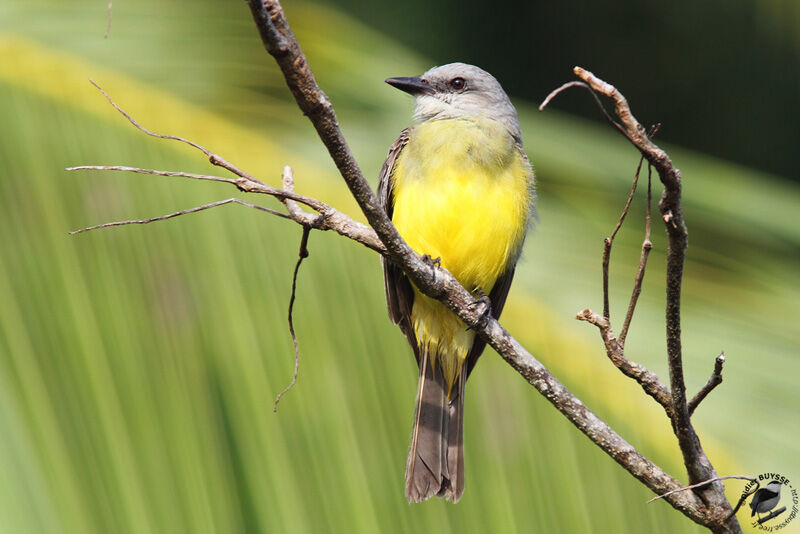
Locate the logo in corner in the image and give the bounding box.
[740,473,798,531]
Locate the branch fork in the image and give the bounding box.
[69,3,740,531]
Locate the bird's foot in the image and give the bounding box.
[421,254,441,269]
[467,289,492,331]
[421,254,442,283]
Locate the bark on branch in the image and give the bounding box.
[572,67,724,494]
[69,2,741,531]
[542,67,738,531]
[243,2,739,530]
[689,353,726,416]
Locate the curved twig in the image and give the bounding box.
[273,226,311,411]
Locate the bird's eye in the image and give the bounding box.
[450,77,466,90]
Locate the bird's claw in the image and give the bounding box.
[421,254,441,269]
[467,290,492,331]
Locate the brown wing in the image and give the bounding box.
[378,129,420,364]
[464,266,517,377]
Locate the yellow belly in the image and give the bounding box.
[391,117,532,387]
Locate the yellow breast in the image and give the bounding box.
[390,117,532,388]
[392,117,532,293]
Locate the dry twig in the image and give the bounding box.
[273,226,311,411]
[689,353,726,415]
[70,197,288,234]
[68,84,385,253]
[545,66,738,531]
[619,161,654,346]
[573,67,705,483]
[69,2,741,531]
[575,308,673,415]
[602,155,645,320]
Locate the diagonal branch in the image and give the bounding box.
[573,67,737,530]
[539,80,626,137]
[69,197,288,234]
[89,79,264,186]
[576,309,673,416]
[619,163,654,346]
[602,155,645,320]
[68,142,384,252]
[243,0,723,527]
[71,4,739,530]
[689,353,725,416]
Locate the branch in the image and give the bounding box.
[71,4,739,530]
[67,165,241,186]
[69,84,385,253]
[574,68,693,469]
[242,1,725,527]
[576,309,673,416]
[571,67,738,529]
[602,155,645,320]
[273,226,311,411]
[619,162,654,346]
[689,353,725,416]
[570,140,670,416]
[539,80,626,137]
[88,79,265,186]
[69,197,288,234]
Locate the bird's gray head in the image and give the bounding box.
[386,63,521,142]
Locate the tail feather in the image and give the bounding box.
[405,349,466,503]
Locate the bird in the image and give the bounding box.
[750,480,782,519]
[378,63,535,503]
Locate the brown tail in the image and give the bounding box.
[405,349,466,503]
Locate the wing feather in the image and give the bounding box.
[378,129,419,364]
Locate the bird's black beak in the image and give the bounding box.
[385,77,434,96]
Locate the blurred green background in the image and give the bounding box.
[0,1,798,533]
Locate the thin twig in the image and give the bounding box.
[67,165,239,186]
[67,164,385,252]
[246,3,722,525]
[603,123,660,327]
[273,226,311,411]
[88,79,265,185]
[576,309,673,416]
[602,156,645,319]
[73,3,733,526]
[68,165,323,211]
[572,69,725,511]
[280,165,323,228]
[69,198,288,234]
[539,80,627,138]
[104,1,113,39]
[689,353,726,415]
[619,162,653,346]
[648,475,757,504]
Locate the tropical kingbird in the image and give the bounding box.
[378,63,535,503]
